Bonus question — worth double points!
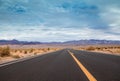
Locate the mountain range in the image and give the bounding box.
[0,39,120,45]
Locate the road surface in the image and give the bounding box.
[0,49,120,81]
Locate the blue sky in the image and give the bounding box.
[0,0,120,42]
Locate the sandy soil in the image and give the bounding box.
[74,45,120,56]
[0,48,59,64]
[0,57,15,64]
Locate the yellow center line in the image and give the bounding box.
[68,50,97,81]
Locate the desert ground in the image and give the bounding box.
[0,45,61,64]
[73,45,120,55]
[0,44,120,64]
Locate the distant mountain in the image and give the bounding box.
[63,39,120,45]
[0,39,120,45]
[0,39,42,45]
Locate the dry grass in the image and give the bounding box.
[0,46,60,64]
[0,46,11,57]
[12,55,20,58]
[86,46,96,51]
[75,45,120,55]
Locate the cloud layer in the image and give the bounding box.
[0,0,120,41]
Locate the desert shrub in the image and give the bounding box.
[19,50,23,53]
[86,46,95,51]
[118,47,120,49]
[48,48,50,51]
[12,55,20,58]
[96,47,100,50]
[104,47,107,49]
[108,47,113,49]
[14,50,18,53]
[96,47,103,50]
[29,48,34,53]
[0,46,11,57]
[24,50,27,54]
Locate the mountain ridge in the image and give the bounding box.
[0,39,120,45]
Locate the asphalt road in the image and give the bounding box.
[0,49,120,81]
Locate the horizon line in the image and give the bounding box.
[0,39,120,43]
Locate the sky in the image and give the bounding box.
[0,0,120,42]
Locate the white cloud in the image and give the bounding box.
[0,26,120,42]
[0,0,120,41]
[100,6,120,35]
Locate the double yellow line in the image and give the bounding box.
[68,50,97,81]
